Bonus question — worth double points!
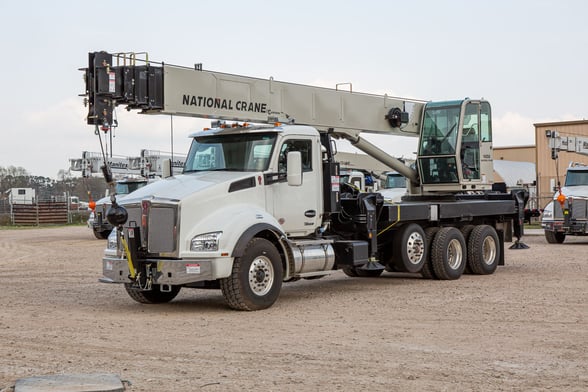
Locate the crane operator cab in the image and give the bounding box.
[417,99,493,193]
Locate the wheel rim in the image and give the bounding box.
[406,232,425,265]
[447,238,463,270]
[248,255,274,296]
[482,236,497,266]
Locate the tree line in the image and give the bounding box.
[0,166,107,203]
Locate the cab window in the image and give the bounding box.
[278,139,312,173]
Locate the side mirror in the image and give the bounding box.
[287,151,302,186]
[162,158,172,178]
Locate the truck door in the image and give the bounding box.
[271,137,322,236]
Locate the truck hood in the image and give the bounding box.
[379,188,407,203]
[119,171,257,203]
[556,185,588,199]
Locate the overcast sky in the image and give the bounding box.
[1,0,586,178]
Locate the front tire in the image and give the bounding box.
[545,230,565,244]
[392,223,427,273]
[220,238,283,311]
[124,284,181,304]
[431,227,466,280]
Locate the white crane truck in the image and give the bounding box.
[82,51,528,310]
[542,130,588,243]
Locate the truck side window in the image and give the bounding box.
[278,139,312,173]
[461,103,481,180]
[480,102,492,142]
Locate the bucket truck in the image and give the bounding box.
[81,51,527,310]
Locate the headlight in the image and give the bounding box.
[190,232,222,252]
[542,202,553,220]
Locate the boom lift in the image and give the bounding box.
[542,130,588,243]
[82,51,527,311]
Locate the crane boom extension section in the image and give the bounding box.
[82,51,527,311]
[163,66,424,136]
[85,51,424,136]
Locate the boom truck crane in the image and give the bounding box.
[82,51,528,311]
[542,130,588,243]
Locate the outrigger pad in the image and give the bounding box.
[358,261,385,271]
[509,240,530,249]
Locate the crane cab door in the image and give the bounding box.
[460,101,493,184]
[269,137,322,236]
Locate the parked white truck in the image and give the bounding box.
[541,163,588,243]
[379,171,408,202]
[89,177,151,239]
[82,51,527,310]
[541,130,588,243]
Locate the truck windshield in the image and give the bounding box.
[184,132,277,172]
[418,103,462,184]
[385,174,406,189]
[419,104,461,156]
[565,170,588,186]
[115,181,147,195]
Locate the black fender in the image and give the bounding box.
[231,223,284,258]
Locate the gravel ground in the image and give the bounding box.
[0,226,587,391]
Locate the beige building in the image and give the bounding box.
[494,145,536,163]
[494,120,588,210]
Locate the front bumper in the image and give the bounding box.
[542,220,588,234]
[102,256,232,285]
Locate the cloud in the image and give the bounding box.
[493,111,584,148]
[492,111,536,147]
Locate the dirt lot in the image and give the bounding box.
[0,226,586,391]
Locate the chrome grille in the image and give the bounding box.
[554,198,588,220]
[148,205,177,253]
[121,202,178,256]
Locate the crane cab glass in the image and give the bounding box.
[418,100,492,186]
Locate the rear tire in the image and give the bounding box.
[460,225,475,274]
[342,266,359,277]
[220,238,283,311]
[431,227,466,280]
[392,223,427,273]
[420,227,440,279]
[467,225,500,275]
[124,284,181,304]
[545,230,565,244]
